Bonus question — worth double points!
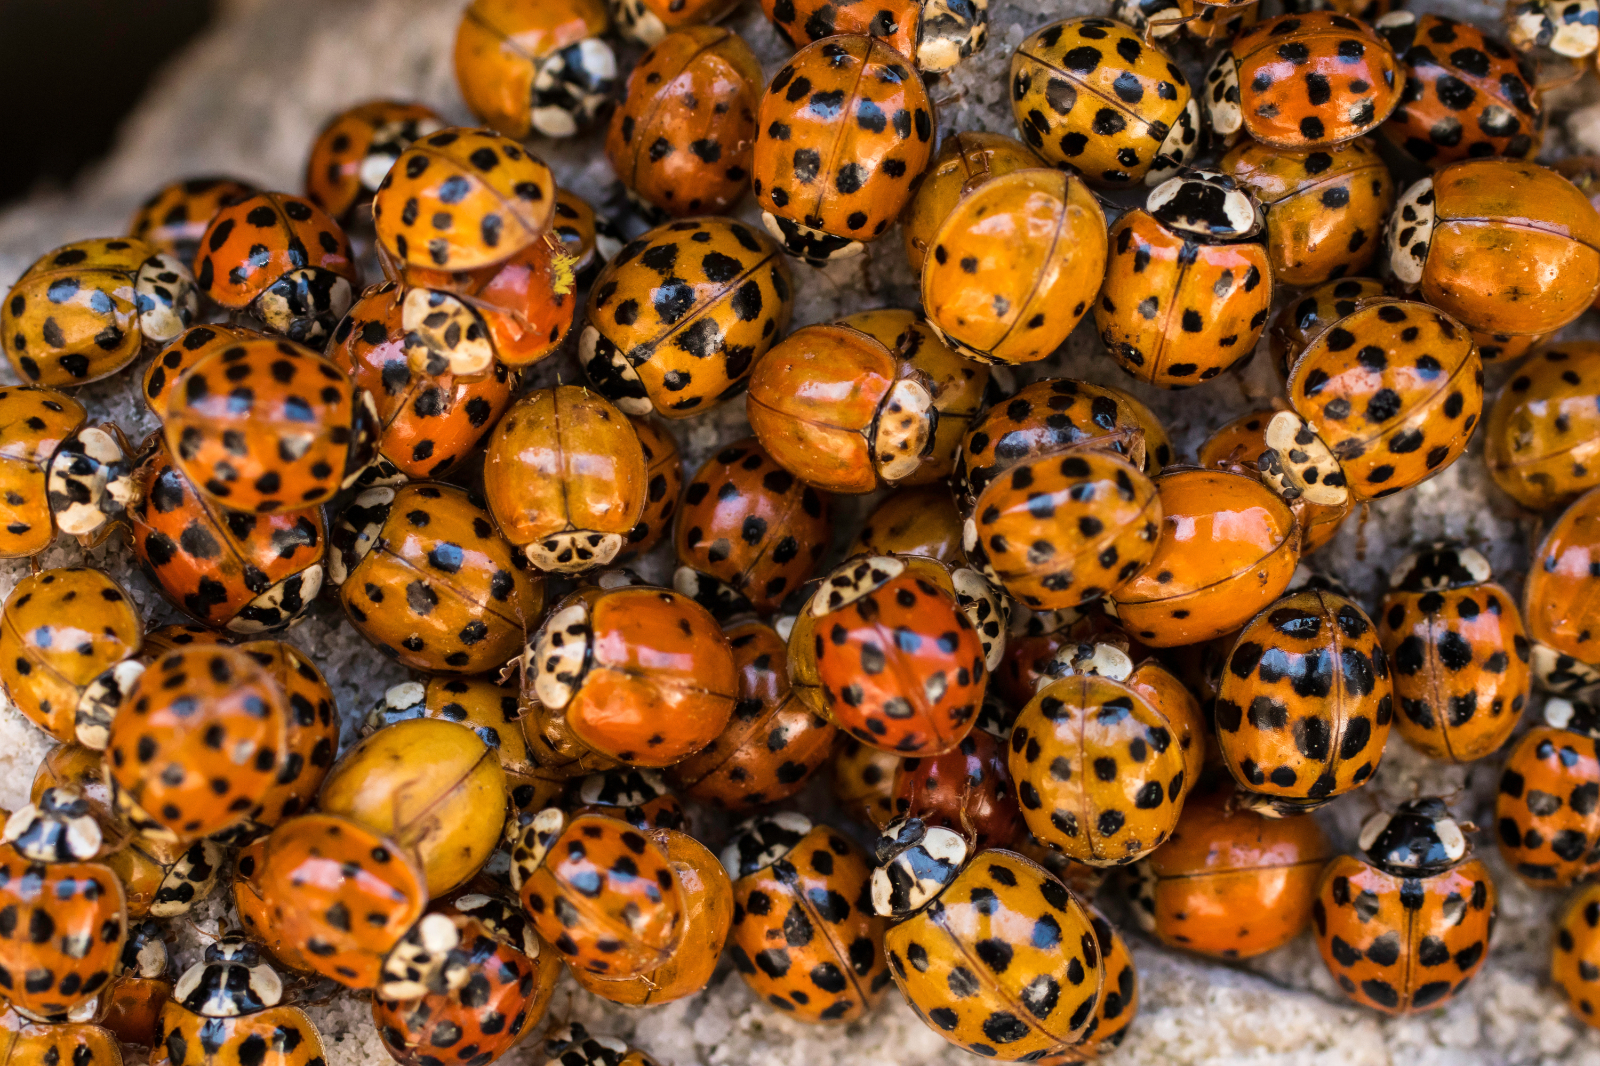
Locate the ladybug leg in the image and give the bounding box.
[1140,12,1199,47]
[1532,54,1588,91]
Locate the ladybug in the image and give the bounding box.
[544,1026,661,1066]
[902,132,1042,276]
[1112,0,1258,44]
[871,818,1103,1056]
[1485,344,1600,511]
[1267,276,1384,377]
[610,0,745,44]
[1522,486,1600,693]
[831,735,899,828]
[582,216,793,420]
[1097,173,1273,389]
[0,567,142,744]
[304,100,445,224]
[1010,657,1188,864]
[891,698,1026,850]
[194,192,356,344]
[1553,880,1600,1026]
[1376,13,1542,169]
[920,168,1107,365]
[552,187,624,286]
[0,788,127,1021]
[151,936,327,1066]
[1314,799,1496,1013]
[673,438,831,617]
[606,27,762,220]
[1379,542,1530,764]
[955,377,1171,509]
[1112,467,1301,647]
[104,646,289,844]
[229,640,339,836]
[788,555,995,755]
[724,813,890,1023]
[614,417,681,565]
[127,177,257,269]
[1215,588,1393,814]
[1508,0,1600,56]
[258,812,429,989]
[367,676,565,817]
[1197,410,1351,552]
[1496,694,1600,886]
[521,583,737,766]
[1034,905,1137,1062]
[3,238,197,388]
[509,809,684,977]
[129,442,327,634]
[1387,159,1600,337]
[1130,780,1332,959]
[849,484,964,563]
[162,335,377,512]
[760,0,989,70]
[571,769,688,832]
[570,827,734,1006]
[1259,298,1482,507]
[232,838,311,974]
[1010,17,1200,189]
[100,920,174,1048]
[143,324,264,423]
[372,905,560,1066]
[1219,138,1394,288]
[327,282,515,479]
[752,35,935,263]
[668,619,836,809]
[453,0,618,140]
[483,387,648,573]
[1203,12,1407,149]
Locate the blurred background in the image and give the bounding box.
[0,0,216,206]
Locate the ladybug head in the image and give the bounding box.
[2,786,104,863]
[1037,640,1133,693]
[1286,562,1356,601]
[120,920,171,980]
[870,816,969,919]
[175,934,283,1017]
[545,1024,649,1066]
[579,767,670,809]
[1545,696,1600,738]
[809,555,907,618]
[1388,541,1492,593]
[719,811,812,880]
[975,692,1017,740]
[1358,798,1468,876]
[1146,172,1264,242]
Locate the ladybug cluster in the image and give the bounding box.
[13,0,1600,1059]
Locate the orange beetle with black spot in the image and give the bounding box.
[1553,880,1600,1026]
[607,26,762,221]
[831,735,899,828]
[892,698,1027,851]
[1522,486,1600,693]
[304,101,445,225]
[902,133,1042,277]
[621,416,683,561]
[761,0,989,71]
[1314,799,1495,1014]
[143,324,264,423]
[1267,276,1386,378]
[753,35,935,264]
[1495,694,1600,887]
[1036,904,1138,1062]
[1486,343,1600,511]
[850,485,964,563]
[453,0,617,140]
[1197,410,1352,552]
[128,177,257,269]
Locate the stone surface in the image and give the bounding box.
[3,0,1600,1063]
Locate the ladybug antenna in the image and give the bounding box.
[177,916,220,944]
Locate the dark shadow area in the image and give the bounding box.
[0,0,217,207]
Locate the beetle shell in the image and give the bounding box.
[1206,12,1407,150]
[849,485,965,564]
[453,0,617,140]
[922,169,1108,365]
[1197,411,1352,552]
[619,417,684,562]
[128,177,258,269]
[1553,882,1600,1027]
[1387,160,1600,336]
[1496,722,1600,886]
[583,217,793,419]
[1313,851,1495,1013]
[1130,782,1332,958]
[902,132,1043,277]
[0,387,97,559]
[1219,138,1394,288]
[607,27,762,220]
[152,996,326,1066]
[1216,590,1394,813]
[1010,17,1198,189]
[884,850,1103,1057]
[1113,468,1300,647]
[144,325,265,424]
[1034,905,1138,1062]
[305,101,446,224]
[1523,487,1600,689]
[0,843,126,1021]
[1486,344,1600,510]
[725,816,890,1023]
[1376,13,1543,169]
[831,736,900,828]
[234,640,339,833]
[753,35,935,263]
[233,839,311,974]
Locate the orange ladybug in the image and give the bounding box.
[142,323,264,423]
[761,0,988,70]
[1314,799,1495,1013]
[831,735,900,828]
[606,27,762,220]
[753,35,935,263]
[1219,138,1394,287]
[1097,173,1274,389]
[1203,12,1407,149]
[849,485,965,563]
[453,0,617,140]
[1496,694,1600,886]
[1485,343,1600,511]
[901,132,1041,277]
[304,101,445,224]
[892,698,1026,851]
[1379,542,1530,763]
[521,583,737,767]
[1387,159,1600,337]
[725,813,890,1023]
[1522,485,1600,693]
[99,920,173,1048]
[621,416,683,560]
[1553,880,1600,1027]
[1130,780,1332,958]
[4,237,196,388]
[1196,411,1351,552]
[127,177,257,268]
